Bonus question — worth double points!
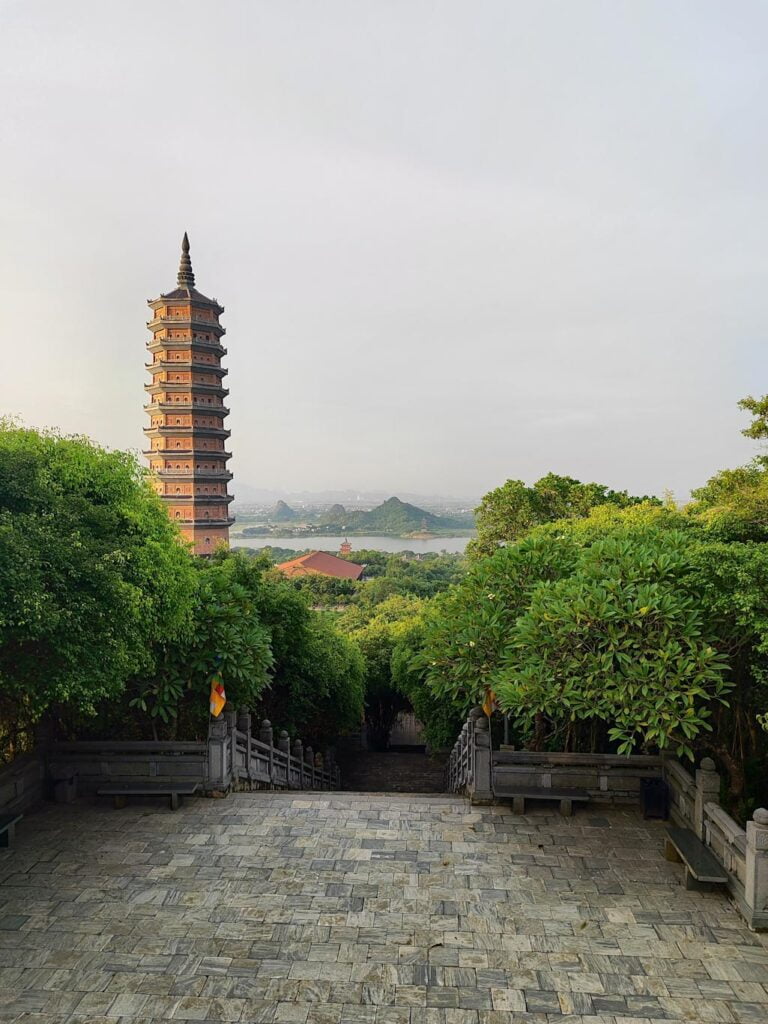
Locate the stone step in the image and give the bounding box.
[341,751,447,793]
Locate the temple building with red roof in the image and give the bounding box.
[276,551,364,581]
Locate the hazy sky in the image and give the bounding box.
[1,1,767,501]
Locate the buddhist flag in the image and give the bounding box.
[209,675,226,718]
[482,688,497,718]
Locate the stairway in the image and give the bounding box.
[341,750,447,793]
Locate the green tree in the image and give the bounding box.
[0,423,195,753]
[419,533,582,713]
[341,596,423,750]
[132,552,274,737]
[738,394,768,445]
[471,471,657,556]
[255,566,365,745]
[494,534,730,759]
[687,463,768,542]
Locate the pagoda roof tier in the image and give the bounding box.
[159,492,234,505]
[146,315,226,336]
[146,337,227,356]
[171,515,236,527]
[145,359,227,377]
[143,448,231,460]
[144,425,232,440]
[147,292,224,314]
[152,468,233,481]
[144,381,229,396]
[145,401,230,416]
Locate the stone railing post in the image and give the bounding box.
[315,752,324,788]
[238,708,252,778]
[260,719,274,783]
[305,746,315,789]
[278,730,290,787]
[293,738,304,787]
[695,756,720,840]
[207,714,229,790]
[745,808,768,930]
[459,721,469,791]
[224,703,238,780]
[469,707,493,804]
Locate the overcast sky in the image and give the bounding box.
[1,1,767,501]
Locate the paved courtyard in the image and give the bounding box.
[1,793,766,1024]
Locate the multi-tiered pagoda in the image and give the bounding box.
[144,234,234,555]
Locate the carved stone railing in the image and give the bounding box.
[207,706,340,792]
[42,706,341,801]
[662,755,767,930]
[446,708,492,803]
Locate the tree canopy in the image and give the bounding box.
[0,423,195,750]
[470,471,658,557]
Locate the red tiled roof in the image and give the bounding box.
[276,551,364,581]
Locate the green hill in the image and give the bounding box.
[272,500,298,522]
[329,496,473,536]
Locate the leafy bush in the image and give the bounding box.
[0,423,195,738]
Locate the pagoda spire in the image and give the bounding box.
[177,231,195,288]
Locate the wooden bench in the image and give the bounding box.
[97,782,199,811]
[664,826,728,890]
[494,785,590,816]
[0,813,22,848]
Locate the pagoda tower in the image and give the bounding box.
[144,233,234,555]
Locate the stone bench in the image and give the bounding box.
[494,785,591,816]
[97,782,200,811]
[0,812,22,848]
[664,825,728,890]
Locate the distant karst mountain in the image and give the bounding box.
[329,496,473,536]
[320,503,347,525]
[272,500,298,522]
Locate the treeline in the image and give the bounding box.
[400,410,768,820]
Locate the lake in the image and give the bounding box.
[231,534,472,554]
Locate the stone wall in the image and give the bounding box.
[46,741,209,795]
[492,750,662,804]
[0,754,45,815]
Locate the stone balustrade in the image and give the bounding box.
[663,754,768,930]
[447,712,768,930]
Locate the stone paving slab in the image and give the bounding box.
[0,792,766,1023]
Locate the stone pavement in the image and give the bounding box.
[0,793,766,1024]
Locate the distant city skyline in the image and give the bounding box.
[2,2,767,502]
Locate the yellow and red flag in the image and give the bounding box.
[209,675,226,717]
[482,688,497,718]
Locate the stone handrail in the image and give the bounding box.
[663,755,767,931]
[208,707,340,792]
[446,708,492,803]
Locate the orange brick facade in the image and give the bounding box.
[143,234,234,555]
